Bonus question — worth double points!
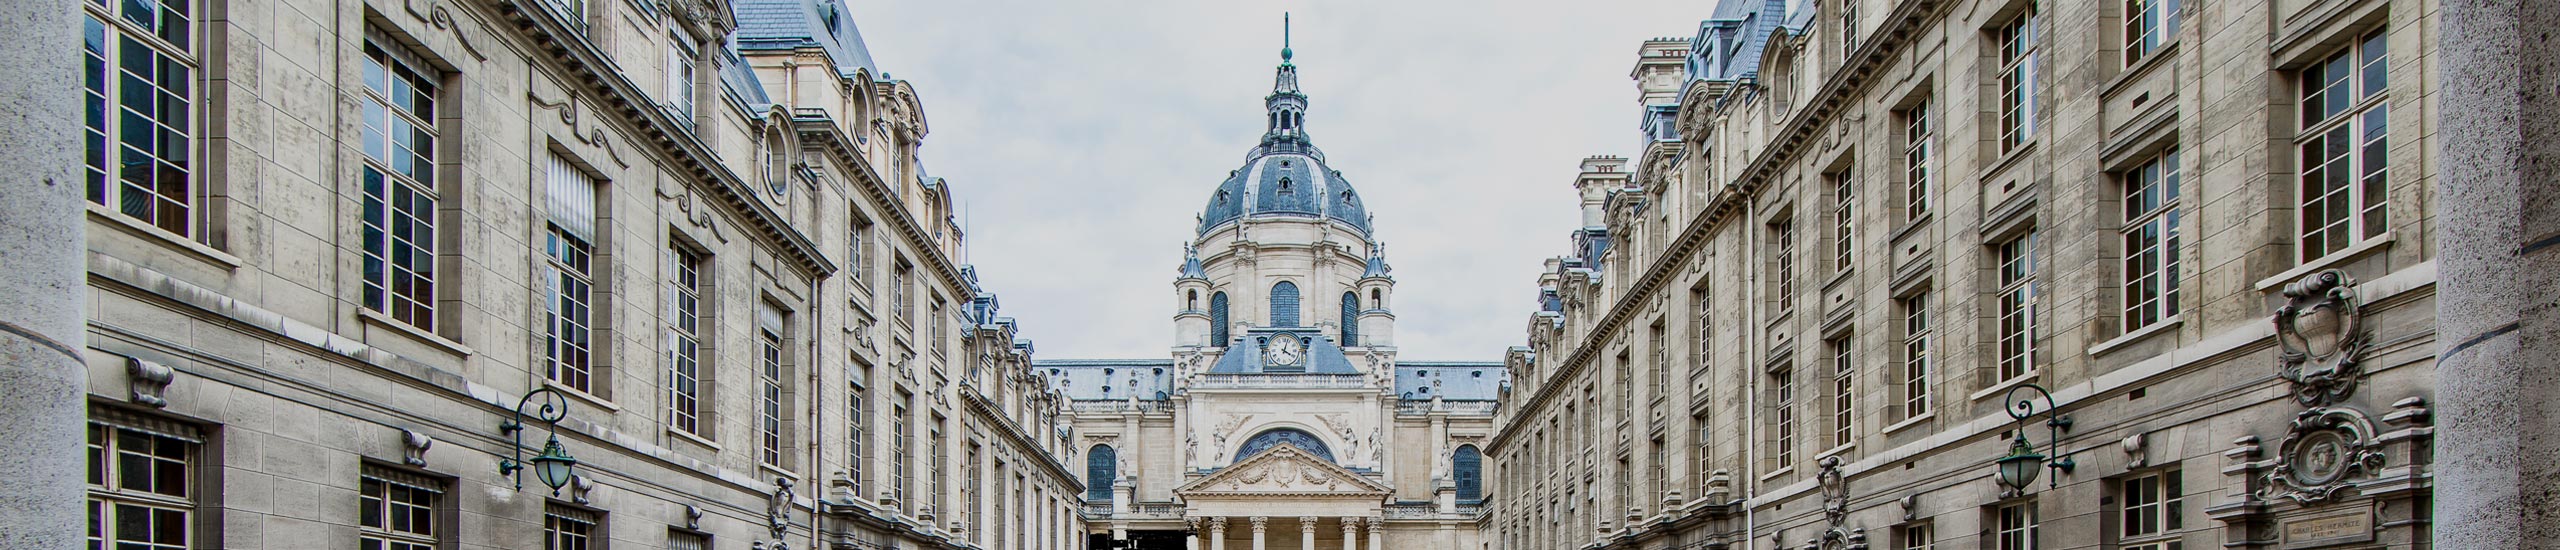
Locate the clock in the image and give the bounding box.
[1264,335,1306,367]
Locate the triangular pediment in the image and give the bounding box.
[1176,444,1392,497]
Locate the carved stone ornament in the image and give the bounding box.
[569,474,598,504]
[2258,407,2387,505]
[768,477,795,540]
[126,356,175,408]
[2273,269,2369,407]
[1804,455,1868,550]
[400,429,434,467]
[684,504,706,530]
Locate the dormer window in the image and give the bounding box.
[1279,177,1294,194]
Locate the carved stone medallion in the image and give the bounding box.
[2259,407,2386,505]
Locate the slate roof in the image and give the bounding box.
[1394,362,1506,401]
[1034,359,1177,401]
[734,0,879,78]
[1207,328,1362,375]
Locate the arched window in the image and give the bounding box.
[1340,291,1361,346]
[1209,292,1231,345]
[1187,289,1199,311]
[1087,445,1117,501]
[1235,428,1334,464]
[1270,281,1300,327]
[1454,445,1484,502]
[1370,288,1382,308]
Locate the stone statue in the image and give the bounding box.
[1366,428,1384,466]
[1184,432,1200,469]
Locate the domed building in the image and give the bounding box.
[1040,35,1503,550]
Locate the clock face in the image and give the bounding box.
[1265,336,1305,367]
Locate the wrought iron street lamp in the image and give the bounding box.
[1996,384,2074,490]
[498,387,580,494]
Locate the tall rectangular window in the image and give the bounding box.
[361,466,445,550]
[1831,169,1857,273]
[758,324,785,467]
[1995,6,2040,154]
[665,33,697,121]
[967,444,983,537]
[82,0,198,236]
[1770,367,1797,470]
[1996,501,2038,550]
[849,361,870,496]
[1842,0,1860,51]
[1771,220,1797,313]
[544,505,601,550]
[930,296,948,358]
[929,415,948,519]
[1693,284,1713,375]
[2123,149,2182,331]
[1902,99,1933,219]
[1900,293,1932,419]
[86,413,201,550]
[849,216,872,292]
[893,260,914,331]
[2119,470,2184,550]
[360,33,442,331]
[1995,233,2037,382]
[1651,323,1669,396]
[669,248,707,436]
[2296,31,2390,263]
[544,154,601,394]
[892,393,912,507]
[2124,0,2179,65]
[1829,336,1855,449]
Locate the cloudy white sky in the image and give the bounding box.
[844,0,1705,360]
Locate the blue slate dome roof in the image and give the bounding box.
[1197,41,1372,237]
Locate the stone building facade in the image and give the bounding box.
[68,0,1085,548]
[1486,0,2439,548]
[1042,43,1501,550]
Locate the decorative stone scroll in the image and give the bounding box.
[2273,270,2369,407]
[1804,455,1869,550]
[126,356,175,408]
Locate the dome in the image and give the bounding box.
[1195,41,1372,236]
[1197,152,1370,235]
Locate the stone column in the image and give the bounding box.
[1364,517,1384,550]
[1208,517,1228,550]
[1340,517,1360,550]
[0,0,87,544]
[1249,517,1268,550]
[2440,2,2560,549]
[1298,517,1317,550]
[1187,518,1202,550]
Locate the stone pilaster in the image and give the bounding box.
[0,0,87,543]
[2438,1,2560,548]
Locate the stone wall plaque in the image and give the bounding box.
[2280,510,2373,548]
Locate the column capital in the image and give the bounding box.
[1341,517,1361,533]
[1299,516,1319,533]
[1249,516,1269,533]
[1364,517,1385,529]
[1208,517,1227,531]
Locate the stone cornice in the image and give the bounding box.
[485,0,836,279]
[1492,0,1945,453]
[958,384,1084,491]
[792,114,976,296]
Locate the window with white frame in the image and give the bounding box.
[2124,0,2179,65]
[1902,98,1933,220]
[1900,292,1932,419]
[665,32,697,121]
[893,259,914,331]
[1830,335,1855,449]
[360,32,443,331]
[848,360,870,496]
[1996,500,2038,550]
[758,318,785,467]
[892,392,911,506]
[930,296,948,358]
[361,465,445,550]
[1693,284,1714,374]
[1995,5,2040,154]
[669,247,707,437]
[2295,30,2390,263]
[544,504,601,550]
[2119,470,2184,550]
[1771,220,1797,314]
[2122,148,2182,332]
[543,154,601,394]
[87,411,201,550]
[1652,322,1670,396]
[1831,168,1856,273]
[667,529,708,550]
[1842,0,1861,51]
[82,0,199,237]
[1899,523,1933,550]
[1770,366,1797,471]
[848,215,873,292]
[1995,232,2037,382]
[929,414,947,518]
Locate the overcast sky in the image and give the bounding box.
[843,0,1705,360]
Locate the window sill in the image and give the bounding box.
[2254,232,2396,291]
[1977,141,2038,184]
[1758,466,1796,482]
[87,204,243,269]
[544,379,623,413]
[1887,212,1935,245]
[2102,40,2182,99]
[2090,315,2184,357]
[1816,443,1856,461]
[1967,373,2040,403]
[669,428,720,451]
[1882,412,1936,435]
[357,309,476,357]
[760,463,800,482]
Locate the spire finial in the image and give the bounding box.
[1281,13,1294,62]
